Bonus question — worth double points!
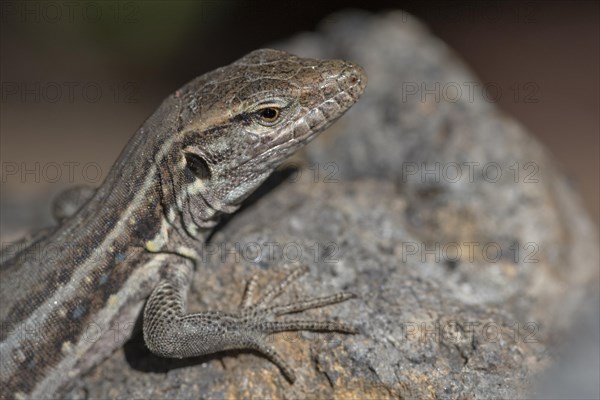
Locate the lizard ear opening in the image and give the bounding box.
[184,152,211,181]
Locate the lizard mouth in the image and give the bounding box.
[304,62,367,136]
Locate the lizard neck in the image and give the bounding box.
[0,96,214,333]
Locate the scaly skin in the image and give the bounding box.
[0,49,367,399]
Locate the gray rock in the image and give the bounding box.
[70,10,599,399]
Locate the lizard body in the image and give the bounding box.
[0,49,366,399]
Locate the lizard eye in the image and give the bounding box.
[255,107,281,126]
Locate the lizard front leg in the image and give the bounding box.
[142,265,356,382]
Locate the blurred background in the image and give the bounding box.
[1,1,598,397]
[1,1,598,234]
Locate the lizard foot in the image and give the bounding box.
[236,265,357,382]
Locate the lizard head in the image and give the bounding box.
[163,49,367,236]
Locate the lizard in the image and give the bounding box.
[0,49,367,399]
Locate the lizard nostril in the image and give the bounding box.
[338,63,367,95]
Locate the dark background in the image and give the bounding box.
[0,1,598,396]
[1,0,598,234]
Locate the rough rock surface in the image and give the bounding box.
[68,10,598,399]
